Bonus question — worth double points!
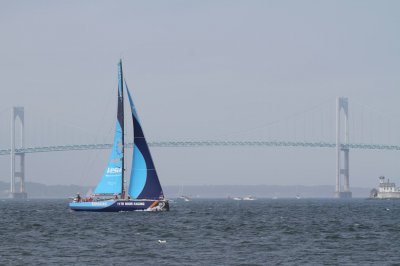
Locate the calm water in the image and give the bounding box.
[0,199,399,265]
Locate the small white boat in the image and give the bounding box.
[178,195,192,202]
[243,196,256,201]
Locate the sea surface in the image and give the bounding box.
[0,199,399,265]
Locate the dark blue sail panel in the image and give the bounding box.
[125,82,164,200]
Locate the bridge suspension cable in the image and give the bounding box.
[1,140,400,156]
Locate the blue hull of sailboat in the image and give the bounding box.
[69,199,169,212]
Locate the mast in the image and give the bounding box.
[119,59,125,199]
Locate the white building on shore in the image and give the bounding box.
[371,176,400,199]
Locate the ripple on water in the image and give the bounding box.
[0,199,399,265]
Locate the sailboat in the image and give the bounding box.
[177,185,191,201]
[69,60,169,212]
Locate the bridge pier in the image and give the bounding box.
[10,107,27,199]
[335,97,352,198]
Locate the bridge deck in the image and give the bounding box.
[1,141,400,155]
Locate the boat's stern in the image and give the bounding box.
[147,199,169,211]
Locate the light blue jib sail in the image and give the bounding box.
[93,120,123,194]
[94,63,124,195]
[126,82,164,200]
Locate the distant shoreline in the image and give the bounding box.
[0,181,372,199]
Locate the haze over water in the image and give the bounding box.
[1,1,400,189]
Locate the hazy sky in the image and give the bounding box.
[0,1,399,190]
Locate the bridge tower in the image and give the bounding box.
[10,107,27,199]
[335,97,352,198]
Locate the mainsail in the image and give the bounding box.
[126,82,164,200]
[94,63,124,195]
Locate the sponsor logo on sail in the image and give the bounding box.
[107,167,122,174]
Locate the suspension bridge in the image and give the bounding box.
[2,141,400,155]
[1,97,399,199]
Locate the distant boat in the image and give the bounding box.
[69,60,169,212]
[243,195,256,201]
[232,197,242,201]
[178,195,192,202]
[295,195,301,199]
[178,185,191,201]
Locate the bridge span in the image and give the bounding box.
[1,140,400,155]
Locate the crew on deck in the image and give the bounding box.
[75,193,81,202]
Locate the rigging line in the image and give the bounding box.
[0,107,10,148]
[79,86,117,182]
[0,106,10,116]
[354,101,400,144]
[24,100,111,141]
[79,127,114,186]
[79,70,132,184]
[352,100,400,121]
[88,82,116,144]
[207,97,336,139]
[34,113,99,139]
[24,112,85,145]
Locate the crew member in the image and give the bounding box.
[76,193,81,202]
